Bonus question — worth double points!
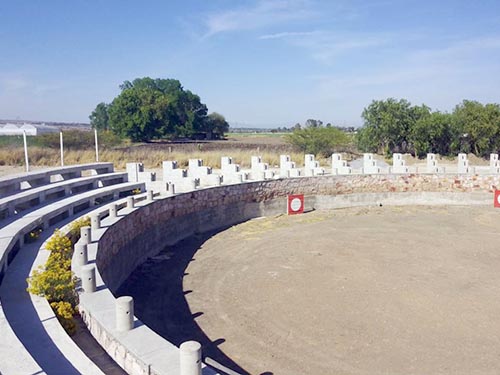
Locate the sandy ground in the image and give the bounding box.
[178,206,500,375]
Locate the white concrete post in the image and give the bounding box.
[94,129,99,162]
[23,130,29,172]
[60,131,64,166]
[81,265,96,293]
[74,242,88,267]
[91,214,101,231]
[180,341,202,375]
[127,196,135,209]
[80,226,91,245]
[109,204,118,218]
[166,182,175,196]
[147,190,154,202]
[116,296,134,331]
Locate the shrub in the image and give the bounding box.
[68,216,91,240]
[27,264,77,305]
[50,301,77,335]
[26,226,84,335]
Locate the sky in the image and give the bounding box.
[1,0,500,127]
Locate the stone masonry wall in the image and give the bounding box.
[97,174,500,292]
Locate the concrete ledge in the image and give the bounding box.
[73,198,218,374]
[0,181,145,287]
[0,162,114,197]
[0,171,128,221]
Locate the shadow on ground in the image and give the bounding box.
[117,228,265,375]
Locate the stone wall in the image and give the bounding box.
[96,174,499,293]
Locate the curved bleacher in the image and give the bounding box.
[0,163,144,375]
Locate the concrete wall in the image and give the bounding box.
[96,173,498,293]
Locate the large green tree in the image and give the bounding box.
[451,100,500,156]
[410,112,454,158]
[357,98,430,155]
[102,77,226,141]
[285,121,349,157]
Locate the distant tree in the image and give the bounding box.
[305,119,323,128]
[205,112,229,139]
[89,102,110,131]
[357,98,430,155]
[410,112,454,158]
[451,100,500,156]
[285,124,349,157]
[96,77,227,142]
[108,87,171,142]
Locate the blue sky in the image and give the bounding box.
[1,0,500,127]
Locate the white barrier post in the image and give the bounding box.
[116,296,134,331]
[60,131,64,166]
[109,204,118,218]
[23,130,29,172]
[74,242,88,267]
[94,129,99,162]
[127,196,135,209]
[180,341,202,375]
[81,264,96,293]
[80,226,91,245]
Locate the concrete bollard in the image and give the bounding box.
[127,196,135,209]
[116,296,134,331]
[109,204,118,218]
[91,214,101,231]
[180,341,202,375]
[81,264,96,293]
[147,190,154,202]
[80,226,91,245]
[166,183,176,196]
[74,242,88,267]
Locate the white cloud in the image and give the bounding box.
[259,30,319,40]
[203,0,316,37]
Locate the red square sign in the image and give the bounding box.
[495,190,500,208]
[287,194,304,215]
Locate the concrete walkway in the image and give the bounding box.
[0,213,126,375]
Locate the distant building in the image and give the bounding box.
[0,123,59,136]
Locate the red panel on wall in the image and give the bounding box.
[287,194,304,215]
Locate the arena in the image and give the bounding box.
[120,204,500,375]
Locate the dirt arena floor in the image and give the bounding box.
[181,206,500,375]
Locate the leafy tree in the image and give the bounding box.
[205,112,229,139]
[89,102,110,130]
[102,77,223,141]
[358,98,429,155]
[410,112,454,158]
[109,87,171,141]
[451,100,500,156]
[285,122,349,156]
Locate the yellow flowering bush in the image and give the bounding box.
[26,221,89,336]
[50,301,76,335]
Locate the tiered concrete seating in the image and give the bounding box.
[0,181,144,283]
[0,164,145,375]
[0,163,113,196]
[331,153,352,175]
[0,172,128,221]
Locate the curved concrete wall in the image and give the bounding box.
[96,173,498,294]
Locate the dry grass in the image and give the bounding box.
[0,146,329,170]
